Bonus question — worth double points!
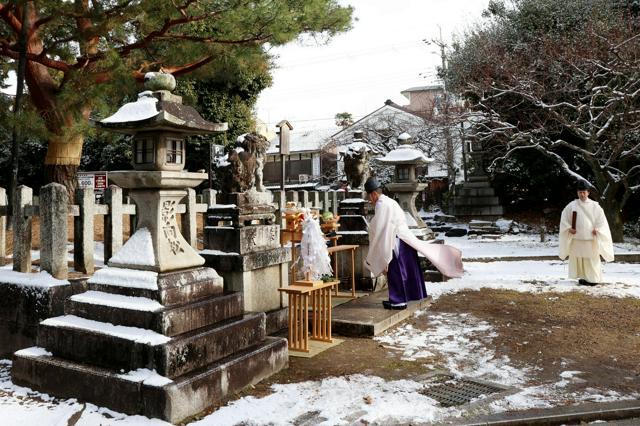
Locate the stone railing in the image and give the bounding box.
[0,186,364,279]
[0,184,212,280]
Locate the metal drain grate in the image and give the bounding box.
[420,374,506,407]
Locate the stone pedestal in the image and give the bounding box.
[203,191,290,333]
[12,267,288,423]
[386,182,433,236]
[336,199,385,292]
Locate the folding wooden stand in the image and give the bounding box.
[278,279,339,353]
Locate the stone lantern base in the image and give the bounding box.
[12,266,288,423]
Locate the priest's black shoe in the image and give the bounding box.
[578,279,598,286]
[382,300,407,310]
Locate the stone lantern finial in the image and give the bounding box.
[144,72,177,92]
[397,132,412,145]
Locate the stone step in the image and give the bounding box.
[12,337,288,424]
[461,180,493,188]
[37,313,266,378]
[453,196,501,206]
[87,267,223,307]
[65,291,244,337]
[457,187,496,197]
[452,205,504,216]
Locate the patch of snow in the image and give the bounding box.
[109,228,156,267]
[100,91,159,124]
[376,313,530,387]
[88,267,158,290]
[210,204,237,209]
[377,146,433,164]
[118,369,173,387]
[14,347,52,358]
[0,270,69,288]
[70,291,163,312]
[340,198,366,203]
[40,315,170,345]
[199,249,240,256]
[432,260,640,300]
[193,375,457,425]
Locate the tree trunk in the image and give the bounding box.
[600,198,624,243]
[44,133,85,197]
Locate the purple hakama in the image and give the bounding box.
[387,239,427,305]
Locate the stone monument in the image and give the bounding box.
[452,140,504,219]
[377,132,434,239]
[11,73,288,423]
[203,133,291,333]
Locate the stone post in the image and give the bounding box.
[298,190,309,208]
[202,189,217,208]
[274,190,286,228]
[182,188,197,248]
[40,183,69,279]
[74,187,95,274]
[0,187,6,260]
[330,191,338,215]
[13,186,32,273]
[105,185,123,262]
[321,191,330,213]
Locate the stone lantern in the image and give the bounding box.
[378,132,434,237]
[96,72,228,271]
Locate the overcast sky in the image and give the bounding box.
[256,0,491,130]
[2,1,490,131]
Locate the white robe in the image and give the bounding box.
[365,195,463,278]
[559,198,614,282]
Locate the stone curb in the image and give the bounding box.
[446,398,640,425]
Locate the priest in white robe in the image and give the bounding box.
[364,177,463,309]
[559,180,614,285]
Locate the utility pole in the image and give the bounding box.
[427,27,456,191]
[9,0,29,229]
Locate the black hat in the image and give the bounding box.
[576,180,591,191]
[364,177,381,193]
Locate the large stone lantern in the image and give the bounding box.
[96,72,228,271]
[378,132,433,237]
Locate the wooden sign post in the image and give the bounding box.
[276,120,293,191]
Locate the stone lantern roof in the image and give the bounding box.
[377,133,433,165]
[96,73,227,135]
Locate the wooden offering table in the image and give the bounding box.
[327,244,359,297]
[278,279,339,353]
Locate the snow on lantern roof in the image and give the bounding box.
[97,73,227,135]
[377,146,433,165]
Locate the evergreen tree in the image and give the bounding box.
[0,1,352,192]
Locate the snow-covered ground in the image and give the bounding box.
[1,234,639,425]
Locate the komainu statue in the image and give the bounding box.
[343,142,372,190]
[214,132,270,193]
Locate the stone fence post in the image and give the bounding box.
[330,191,338,215]
[0,187,6,260]
[182,188,197,248]
[322,191,330,214]
[13,186,32,273]
[40,183,69,279]
[104,185,123,263]
[273,190,286,228]
[74,187,95,274]
[202,189,217,208]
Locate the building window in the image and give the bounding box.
[166,139,183,164]
[135,138,154,164]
